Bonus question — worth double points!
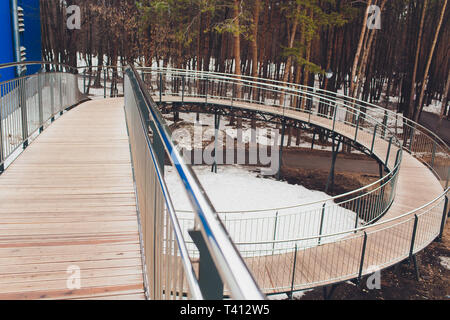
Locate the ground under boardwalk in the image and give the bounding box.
[0,98,145,300]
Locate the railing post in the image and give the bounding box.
[50,74,55,122]
[318,203,326,244]
[20,77,29,149]
[370,125,378,154]
[59,73,63,115]
[103,68,107,99]
[38,73,44,133]
[354,112,360,142]
[205,77,208,104]
[159,73,163,104]
[188,230,224,300]
[357,232,368,284]
[409,214,420,280]
[332,106,337,132]
[409,215,419,259]
[446,167,449,189]
[385,137,393,167]
[182,75,185,103]
[272,212,279,255]
[438,196,448,242]
[289,244,298,300]
[395,149,401,167]
[382,110,388,139]
[83,70,86,94]
[231,83,235,106]
[409,126,415,153]
[212,112,221,173]
[430,141,436,169]
[276,121,286,181]
[354,197,361,232]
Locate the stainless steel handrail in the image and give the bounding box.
[0,61,78,73]
[124,69,203,300]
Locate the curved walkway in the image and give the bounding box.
[159,96,446,293]
[0,99,145,300]
[0,95,446,297]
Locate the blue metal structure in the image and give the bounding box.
[0,0,42,81]
[0,1,16,82]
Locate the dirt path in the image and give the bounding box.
[420,111,450,145]
[282,148,380,175]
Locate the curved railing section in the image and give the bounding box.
[75,65,448,294]
[0,62,82,172]
[138,68,403,240]
[141,67,449,188]
[136,67,448,294]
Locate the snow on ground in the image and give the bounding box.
[77,76,123,100]
[439,256,450,270]
[423,99,444,116]
[267,290,312,300]
[165,165,359,257]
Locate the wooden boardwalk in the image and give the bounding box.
[0,99,145,300]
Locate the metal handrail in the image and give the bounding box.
[140,66,449,155]
[0,61,78,73]
[81,64,447,159]
[124,68,203,299]
[233,190,448,246]
[128,65,264,300]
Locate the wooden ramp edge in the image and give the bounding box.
[0,98,146,300]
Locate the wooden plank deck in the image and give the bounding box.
[0,98,145,300]
[159,96,446,294]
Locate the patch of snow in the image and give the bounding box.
[439,256,450,270]
[423,99,443,116]
[165,165,359,257]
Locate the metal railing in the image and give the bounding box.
[0,62,81,171]
[124,66,264,300]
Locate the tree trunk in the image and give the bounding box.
[350,0,372,98]
[407,0,428,119]
[414,0,448,123]
[437,70,450,134]
[251,0,261,100]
